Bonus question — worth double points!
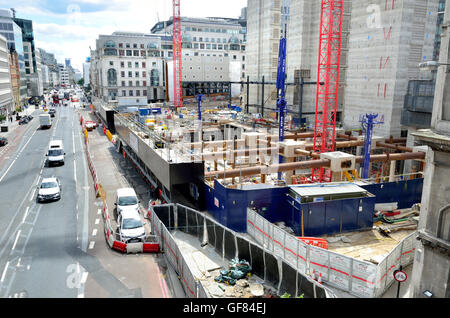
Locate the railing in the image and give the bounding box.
[246,208,417,298]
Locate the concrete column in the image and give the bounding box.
[389,160,396,182]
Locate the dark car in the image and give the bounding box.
[19,117,29,125]
[49,109,56,117]
[0,137,7,146]
[27,115,33,121]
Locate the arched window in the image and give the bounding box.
[105,40,116,48]
[150,69,160,86]
[107,68,117,86]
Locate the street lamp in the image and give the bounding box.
[419,61,450,72]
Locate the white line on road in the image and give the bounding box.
[95,219,100,225]
[97,209,101,215]
[88,241,95,249]
[22,207,29,224]
[0,261,9,283]
[29,188,36,202]
[11,230,21,251]
[92,229,97,236]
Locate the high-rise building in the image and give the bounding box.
[83,57,90,87]
[0,9,27,105]
[0,34,14,116]
[343,0,439,137]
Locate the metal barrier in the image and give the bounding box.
[80,117,160,254]
[150,203,332,298]
[246,208,417,298]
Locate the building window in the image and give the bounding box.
[143,90,147,96]
[200,43,205,49]
[143,81,147,87]
[194,43,199,49]
[133,50,139,56]
[121,81,125,87]
[122,90,126,96]
[109,61,114,66]
[135,62,139,68]
[119,43,123,48]
[133,43,137,48]
[136,81,140,86]
[128,62,132,68]
[129,81,133,86]
[121,62,125,67]
[119,50,124,56]
[126,43,130,48]
[128,71,132,77]
[142,62,146,68]
[126,50,132,56]
[143,71,147,77]
[129,90,133,96]
[135,71,139,77]
[107,68,117,86]
[136,90,140,96]
[121,71,125,77]
[150,69,160,86]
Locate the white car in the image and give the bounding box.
[115,188,139,215]
[118,209,146,243]
[37,177,61,202]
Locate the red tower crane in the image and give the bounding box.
[312,0,344,183]
[172,0,183,109]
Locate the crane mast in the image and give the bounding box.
[172,0,183,109]
[312,0,344,183]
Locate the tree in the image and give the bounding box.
[77,78,85,86]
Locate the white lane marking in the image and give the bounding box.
[11,230,21,251]
[0,128,38,183]
[0,261,9,283]
[88,241,95,249]
[21,207,29,224]
[95,219,100,225]
[92,229,97,237]
[97,209,101,215]
[80,271,88,284]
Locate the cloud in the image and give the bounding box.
[5,0,247,70]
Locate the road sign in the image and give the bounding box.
[394,270,407,282]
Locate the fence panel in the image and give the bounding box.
[351,260,377,298]
[297,241,308,275]
[263,217,274,252]
[375,257,388,298]
[309,245,330,281]
[400,232,416,266]
[247,209,256,239]
[328,251,352,292]
[284,234,299,269]
[272,225,285,259]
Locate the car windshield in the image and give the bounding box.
[118,196,137,206]
[122,218,143,230]
[41,182,58,189]
[48,149,63,156]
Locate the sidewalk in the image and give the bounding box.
[0,106,38,140]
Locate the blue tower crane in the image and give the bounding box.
[276,37,287,143]
[276,37,287,181]
[360,113,384,179]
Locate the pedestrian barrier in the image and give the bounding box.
[246,208,417,298]
[149,203,332,298]
[81,121,160,254]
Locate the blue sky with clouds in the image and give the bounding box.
[2,0,247,70]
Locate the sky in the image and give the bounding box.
[2,0,247,70]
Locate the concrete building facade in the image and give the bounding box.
[343,0,439,137]
[0,34,14,116]
[90,32,166,106]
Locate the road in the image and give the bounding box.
[0,101,175,298]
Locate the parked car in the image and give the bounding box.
[85,121,97,131]
[114,188,139,215]
[48,109,56,118]
[37,177,61,202]
[0,137,7,146]
[19,117,29,125]
[117,209,146,243]
[27,115,33,121]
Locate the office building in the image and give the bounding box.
[0,34,14,116]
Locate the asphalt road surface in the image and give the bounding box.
[0,103,174,298]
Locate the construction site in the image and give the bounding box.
[88,0,445,299]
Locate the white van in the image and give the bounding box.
[118,209,146,243]
[47,140,65,166]
[115,188,139,215]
